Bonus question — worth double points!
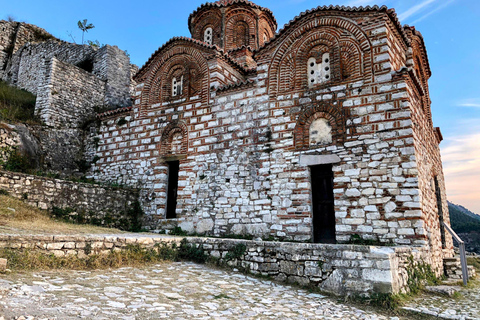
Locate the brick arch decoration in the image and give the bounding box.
[225,9,257,50]
[140,44,210,115]
[159,56,203,102]
[258,15,276,46]
[159,121,188,156]
[277,32,338,93]
[339,39,362,80]
[268,16,373,96]
[294,102,347,150]
[294,30,340,85]
[191,10,222,46]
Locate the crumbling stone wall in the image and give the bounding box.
[0,31,136,172]
[0,170,138,225]
[0,20,54,78]
[36,57,105,128]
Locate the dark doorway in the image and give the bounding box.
[166,160,179,219]
[434,176,446,248]
[311,164,336,243]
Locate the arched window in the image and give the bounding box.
[309,118,332,146]
[234,21,249,47]
[308,53,331,87]
[204,27,213,45]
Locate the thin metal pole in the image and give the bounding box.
[443,222,468,285]
[459,242,469,286]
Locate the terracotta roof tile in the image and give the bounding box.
[189,0,277,32]
[134,37,252,81]
[255,5,410,54]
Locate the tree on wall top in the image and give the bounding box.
[77,19,95,44]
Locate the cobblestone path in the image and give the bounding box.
[404,282,480,319]
[0,261,402,320]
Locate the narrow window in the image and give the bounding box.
[166,161,179,219]
[204,27,213,45]
[172,76,183,97]
[172,77,178,96]
[434,176,447,248]
[307,52,331,87]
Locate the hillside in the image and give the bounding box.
[448,201,480,233]
[448,201,480,254]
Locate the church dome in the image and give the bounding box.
[188,0,277,51]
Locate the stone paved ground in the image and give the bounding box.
[0,261,403,320]
[404,280,480,320]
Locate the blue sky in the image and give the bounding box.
[2,0,480,213]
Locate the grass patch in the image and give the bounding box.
[467,256,480,271]
[0,243,177,271]
[0,80,38,123]
[0,240,209,272]
[0,194,126,235]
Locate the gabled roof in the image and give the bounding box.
[188,0,277,33]
[255,5,410,56]
[134,37,252,81]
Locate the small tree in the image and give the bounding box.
[77,19,94,44]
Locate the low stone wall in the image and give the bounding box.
[189,238,430,296]
[0,170,139,227]
[0,233,433,296]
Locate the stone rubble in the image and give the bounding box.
[0,261,403,320]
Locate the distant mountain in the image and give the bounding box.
[448,202,480,254]
[448,201,480,233]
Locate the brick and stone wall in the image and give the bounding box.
[0,170,138,224]
[0,233,433,296]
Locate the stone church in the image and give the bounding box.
[90,0,452,267]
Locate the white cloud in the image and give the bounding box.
[441,126,480,214]
[398,0,436,22]
[410,0,456,24]
[458,103,480,108]
[457,99,480,108]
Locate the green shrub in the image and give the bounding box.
[178,238,207,263]
[170,226,188,236]
[224,243,246,261]
[0,80,38,123]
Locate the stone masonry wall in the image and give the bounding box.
[36,57,105,128]
[0,234,432,296]
[0,20,54,78]
[3,40,94,94]
[0,170,138,225]
[94,45,133,108]
[0,123,21,164]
